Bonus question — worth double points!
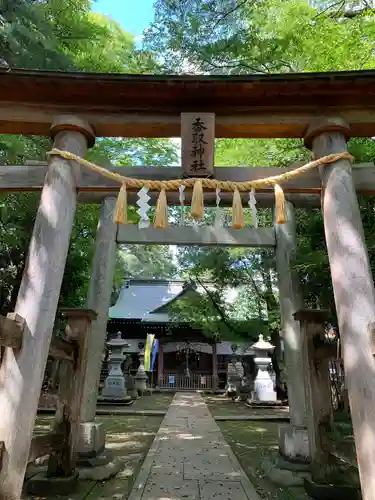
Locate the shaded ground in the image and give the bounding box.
[129,392,173,411]
[218,421,310,500]
[329,421,357,469]
[203,394,289,419]
[87,415,162,499]
[27,395,358,499]
[25,414,162,499]
[39,392,174,413]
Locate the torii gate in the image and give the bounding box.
[0,69,375,500]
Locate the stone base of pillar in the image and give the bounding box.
[76,422,123,480]
[78,450,123,481]
[261,453,310,488]
[278,424,310,463]
[25,453,123,487]
[77,422,106,457]
[304,477,361,500]
[26,471,79,496]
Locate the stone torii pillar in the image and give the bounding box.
[0,116,95,500]
[77,197,118,463]
[275,201,309,462]
[305,117,375,500]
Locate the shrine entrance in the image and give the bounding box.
[0,69,375,500]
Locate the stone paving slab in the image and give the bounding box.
[128,392,261,500]
[184,459,242,481]
[142,472,199,499]
[214,414,289,421]
[200,479,251,500]
[39,405,289,421]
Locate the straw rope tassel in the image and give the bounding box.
[47,148,354,195]
[191,180,204,219]
[274,183,286,224]
[232,188,244,229]
[154,189,169,228]
[114,183,128,224]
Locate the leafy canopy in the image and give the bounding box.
[0,0,177,313]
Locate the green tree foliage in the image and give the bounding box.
[0,0,157,72]
[3,0,375,341]
[1,0,72,70]
[143,0,375,334]
[89,138,178,167]
[172,247,273,341]
[117,245,177,281]
[144,0,375,74]
[0,0,177,314]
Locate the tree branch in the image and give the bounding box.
[194,277,239,338]
[197,54,269,74]
[246,274,265,320]
[315,0,345,17]
[339,7,375,18]
[212,0,251,30]
[315,0,375,19]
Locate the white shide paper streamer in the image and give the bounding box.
[179,185,185,226]
[137,186,151,229]
[248,188,258,228]
[214,187,222,228]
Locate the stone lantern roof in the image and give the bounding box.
[251,334,275,352]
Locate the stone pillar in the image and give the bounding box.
[212,342,218,391]
[0,116,94,500]
[275,201,309,462]
[157,342,164,387]
[27,309,97,497]
[305,117,375,500]
[294,310,338,494]
[78,196,117,459]
[295,311,333,462]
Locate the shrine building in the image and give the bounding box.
[104,279,262,391]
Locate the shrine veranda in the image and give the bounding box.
[0,68,375,499]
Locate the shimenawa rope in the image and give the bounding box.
[46,148,354,227]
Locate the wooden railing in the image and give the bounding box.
[160,373,213,390]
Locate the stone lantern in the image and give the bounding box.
[134,349,148,395]
[99,331,132,405]
[251,334,277,403]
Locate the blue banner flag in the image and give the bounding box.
[150,338,159,373]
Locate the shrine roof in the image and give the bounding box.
[2,68,375,137]
[108,280,198,321]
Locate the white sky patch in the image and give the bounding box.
[225,287,240,303]
[134,34,144,48]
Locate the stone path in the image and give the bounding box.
[128,392,261,500]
